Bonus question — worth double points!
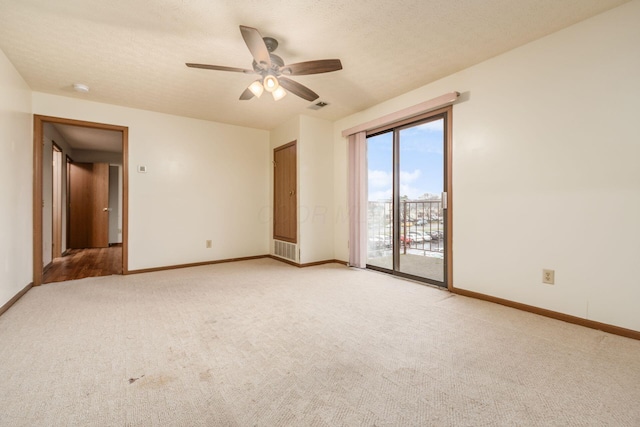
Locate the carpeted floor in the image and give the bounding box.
[0,258,639,426]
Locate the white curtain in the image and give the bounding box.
[348,132,368,268]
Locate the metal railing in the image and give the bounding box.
[368,200,444,255]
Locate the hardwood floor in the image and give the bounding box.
[43,245,122,284]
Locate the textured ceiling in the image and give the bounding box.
[0,0,630,131]
[53,124,123,153]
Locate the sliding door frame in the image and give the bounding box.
[366,105,453,289]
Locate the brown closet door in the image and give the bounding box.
[69,162,110,248]
[273,141,297,243]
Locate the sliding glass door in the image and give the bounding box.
[366,132,393,271]
[366,113,448,286]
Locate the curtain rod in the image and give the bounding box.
[341,91,459,137]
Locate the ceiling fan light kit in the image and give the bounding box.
[248,80,264,98]
[263,75,279,92]
[272,86,287,101]
[186,25,342,102]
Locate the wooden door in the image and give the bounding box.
[69,162,110,248]
[273,141,297,243]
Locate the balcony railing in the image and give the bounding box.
[368,200,444,256]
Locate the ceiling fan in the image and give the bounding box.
[186,25,342,102]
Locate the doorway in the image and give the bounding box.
[273,141,297,243]
[33,115,129,286]
[366,107,451,287]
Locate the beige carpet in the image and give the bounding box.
[0,258,639,426]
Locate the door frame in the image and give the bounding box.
[33,115,129,286]
[51,142,63,259]
[365,105,453,289]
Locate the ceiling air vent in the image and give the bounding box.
[308,101,329,110]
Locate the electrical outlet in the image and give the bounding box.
[206,240,212,249]
[542,269,555,285]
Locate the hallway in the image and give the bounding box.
[43,245,122,283]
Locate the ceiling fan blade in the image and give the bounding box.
[186,63,254,74]
[278,77,319,102]
[239,25,271,69]
[239,87,255,100]
[282,59,342,75]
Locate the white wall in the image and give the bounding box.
[32,93,270,271]
[0,49,32,307]
[270,116,300,260]
[298,116,334,264]
[42,123,74,259]
[333,1,640,331]
[269,115,335,264]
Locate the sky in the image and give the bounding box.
[367,119,444,201]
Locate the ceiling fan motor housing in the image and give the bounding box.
[252,54,284,74]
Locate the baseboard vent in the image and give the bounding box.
[274,240,297,262]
